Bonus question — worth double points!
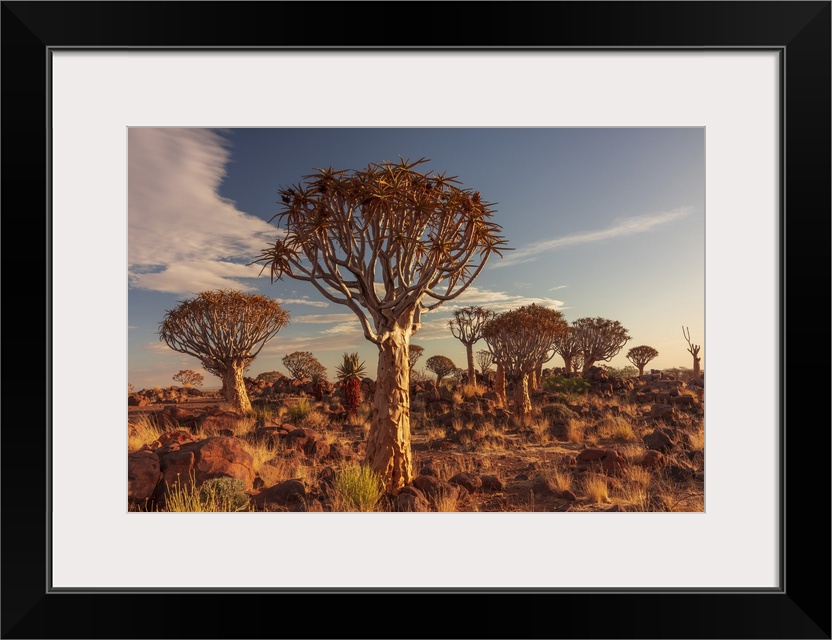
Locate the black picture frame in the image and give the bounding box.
[2,2,829,638]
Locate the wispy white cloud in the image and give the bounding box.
[291,313,356,324]
[129,259,265,294]
[493,208,692,269]
[128,128,279,294]
[276,298,329,309]
[549,285,568,291]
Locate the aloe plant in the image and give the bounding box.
[336,352,366,418]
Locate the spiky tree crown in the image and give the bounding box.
[572,317,631,364]
[254,158,508,345]
[336,352,367,382]
[159,290,289,365]
[448,306,495,344]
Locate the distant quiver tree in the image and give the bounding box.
[172,369,204,388]
[572,317,631,376]
[254,158,507,490]
[483,304,567,420]
[448,306,495,384]
[426,355,456,384]
[626,345,659,377]
[158,290,289,414]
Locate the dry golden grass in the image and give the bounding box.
[582,474,610,503]
[128,413,177,453]
[565,418,588,443]
[460,382,484,399]
[597,415,636,441]
[688,428,705,452]
[433,488,460,512]
[526,419,551,444]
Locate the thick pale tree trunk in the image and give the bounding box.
[637,364,646,377]
[465,342,476,385]
[365,324,413,491]
[221,363,251,414]
[562,355,573,374]
[581,358,595,377]
[692,356,701,377]
[531,364,543,391]
[512,374,532,421]
[495,363,506,406]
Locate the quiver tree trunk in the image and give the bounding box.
[221,361,251,414]
[562,355,573,374]
[692,356,701,377]
[365,325,413,491]
[495,363,506,406]
[512,374,532,421]
[465,342,476,385]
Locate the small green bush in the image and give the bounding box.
[543,375,591,396]
[288,397,312,421]
[164,473,252,512]
[200,477,251,512]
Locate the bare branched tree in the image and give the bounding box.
[254,158,507,489]
[448,306,495,384]
[172,369,204,388]
[408,344,424,375]
[626,345,659,377]
[159,290,289,413]
[682,326,702,377]
[476,349,494,375]
[482,304,566,420]
[572,317,631,376]
[282,351,327,381]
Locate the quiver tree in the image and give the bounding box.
[476,349,494,375]
[482,304,567,421]
[256,370,285,384]
[553,326,582,374]
[426,355,456,384]
[408,344,424,375]
[682,326,702,377]
[158,290,289,413]
[172,369,204,388]
[448,306,495,384]
[282,351,327,381]
[336,352,366,418]
[572,317,631,376]
[202,358,250,397]
[254,158,506,490]
[626,345,659,377]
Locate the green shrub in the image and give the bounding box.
[543,375,591,396]
[329,463,384,512]
[288,397,312,421]
[164,473,252,512]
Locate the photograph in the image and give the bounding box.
[127,127,706,514]
[3,0,828,637]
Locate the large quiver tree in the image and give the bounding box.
[158,290,289,413]
[448,306,495,384]
[255,158,507,490]
[482,304,566,421]
[572,317,631,376]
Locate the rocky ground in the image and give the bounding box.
[128,369,704,513]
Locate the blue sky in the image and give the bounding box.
[128,127,704,390]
